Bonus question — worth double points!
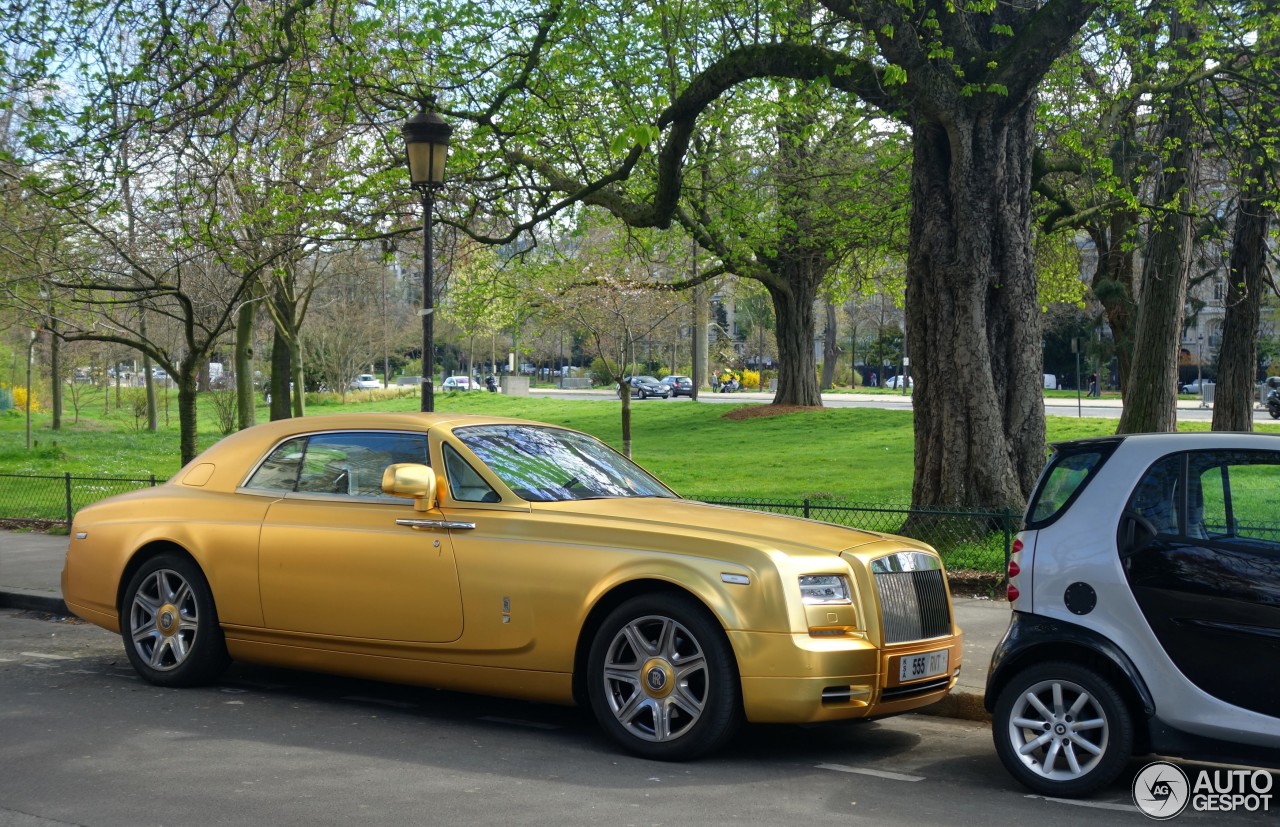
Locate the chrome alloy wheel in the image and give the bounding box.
[1004,677,1110,781]
[600,614,709,743]
[129,568,201,671]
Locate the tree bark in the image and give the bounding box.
[270,327,292,421]
[176,363,200,466]
[235,299,257,430]
[1117,13,1201,434]
[766,273,822,406]
[1212,194,1272,431]
[820,300,838,390]
[907,101,1046,510]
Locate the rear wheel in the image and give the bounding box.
[587,594,741,760]
[121,553,230,687]
[992,661,1133,797]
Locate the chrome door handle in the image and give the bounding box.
[395,519,476,531]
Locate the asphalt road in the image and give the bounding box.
[3,609,1272,827]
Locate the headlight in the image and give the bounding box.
[799,574,852,604]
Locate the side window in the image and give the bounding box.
[244,437,306,492]
[443,445,500,503]
[1191,452,1280,551]
[246,432,428,498]
[1027,447,1113,527]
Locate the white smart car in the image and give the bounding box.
[986,433,1280,796]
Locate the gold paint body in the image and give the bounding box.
[63,413,963,722]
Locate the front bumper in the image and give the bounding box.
[730,628,964,723]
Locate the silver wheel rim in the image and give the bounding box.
[129,568,200,671]
[601,614,709,743]
[1006,677,1110,781]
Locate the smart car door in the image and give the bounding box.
[1121,450,1280,718]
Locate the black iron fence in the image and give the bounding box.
[693,496,1019,574]
[0,474,1018,574]
[0,473,159,529]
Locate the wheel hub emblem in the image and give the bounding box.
[158,607,176,634]
[646,667,667,692]
[1054,723,1067,735]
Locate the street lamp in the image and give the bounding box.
[1198,332,1205,408]
[402,103,453,412]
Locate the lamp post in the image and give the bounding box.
[1198,332,1205,408]
[402,103,453,413]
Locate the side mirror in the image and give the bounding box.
[382,463,438,512]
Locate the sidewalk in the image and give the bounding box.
[0,529,1008,721]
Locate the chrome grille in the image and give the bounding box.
[872,552,952,644]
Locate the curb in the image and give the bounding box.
[0,589,69,616]
[917,689,991,723]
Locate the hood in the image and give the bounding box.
[532,496,890,555]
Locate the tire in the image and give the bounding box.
[587,594,741,760]
[992,661,1134,797]
[1270,405,1280,420]
[121,553,230,687]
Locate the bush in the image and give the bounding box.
[590,357,619,387]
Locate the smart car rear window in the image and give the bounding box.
[1026,441,1118,528]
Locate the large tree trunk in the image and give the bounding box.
[907,101,1045,511]
[270,328,292,421]
[176,366,200,466]
[1117,14,1201,434]
[1213,26,1277,432]
[766,271,822,407]
[820,300,838,390]
[1212,195,1273,431]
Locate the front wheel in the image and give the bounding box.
[1269,403,1280,420]
[587,594,741,760]
[121,553,230,687]
[992,661,1133,797]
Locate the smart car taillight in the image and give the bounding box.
[1007,539,1023,602]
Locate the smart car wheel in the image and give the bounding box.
[587,594,741,760]
[993,661,1133,797]
[122,553,230,687]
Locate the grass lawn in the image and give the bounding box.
[5,385,1271,503]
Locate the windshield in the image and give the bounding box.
[453,424,677,502]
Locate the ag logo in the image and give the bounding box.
[1133,761,1190,820]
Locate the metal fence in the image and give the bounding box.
[0,474,1017,574]
[694,496,1018,574]
[0,473,159,529]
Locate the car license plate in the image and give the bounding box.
[899,649,949,682]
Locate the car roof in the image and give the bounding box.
[171,413,584,494]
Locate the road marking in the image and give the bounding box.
[479,716,562,731]
[21,652,72,660]
[816,763,924,782]
[1027,794,1138,813]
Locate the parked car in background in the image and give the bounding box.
[986,433,1280,797]
[619,375,669,399]
[349,374,381,390]
[62,412,964,760]
[885,375,912,389]
[442,376,473,391]
[1180,380,1203,394]
[659,375,694,397]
